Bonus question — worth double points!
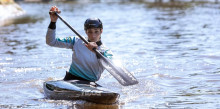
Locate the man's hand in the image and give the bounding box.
[49,6,61,22]
[85,42,98,52]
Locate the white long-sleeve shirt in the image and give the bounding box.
[46,28,112,82]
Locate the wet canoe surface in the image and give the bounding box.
[43,80,120,104]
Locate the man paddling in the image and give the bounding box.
[46,6,112,82]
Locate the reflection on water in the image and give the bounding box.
[42,100,120,109]
[0,0,220,109]
[0,32,39,54]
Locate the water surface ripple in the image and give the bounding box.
[0,1,220,109]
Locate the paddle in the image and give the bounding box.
[50,11,138,86]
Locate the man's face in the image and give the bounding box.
[86,28,103,42]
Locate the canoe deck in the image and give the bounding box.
[43,80,120,104]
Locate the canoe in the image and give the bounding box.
[43,80,120,104]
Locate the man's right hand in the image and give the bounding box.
[49,6,61,22]
[85,42,98,52]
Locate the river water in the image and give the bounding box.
[0,1,220,109]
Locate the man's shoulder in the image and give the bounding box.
[74,36,87,42]
[67,36,84,43]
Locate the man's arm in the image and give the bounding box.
[46,6,74,49]
[46,27,75,49]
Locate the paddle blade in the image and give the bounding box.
[99,56,138,86]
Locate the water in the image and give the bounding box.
[0,1,220,108]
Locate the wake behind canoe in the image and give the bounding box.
[43,80,120,104]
